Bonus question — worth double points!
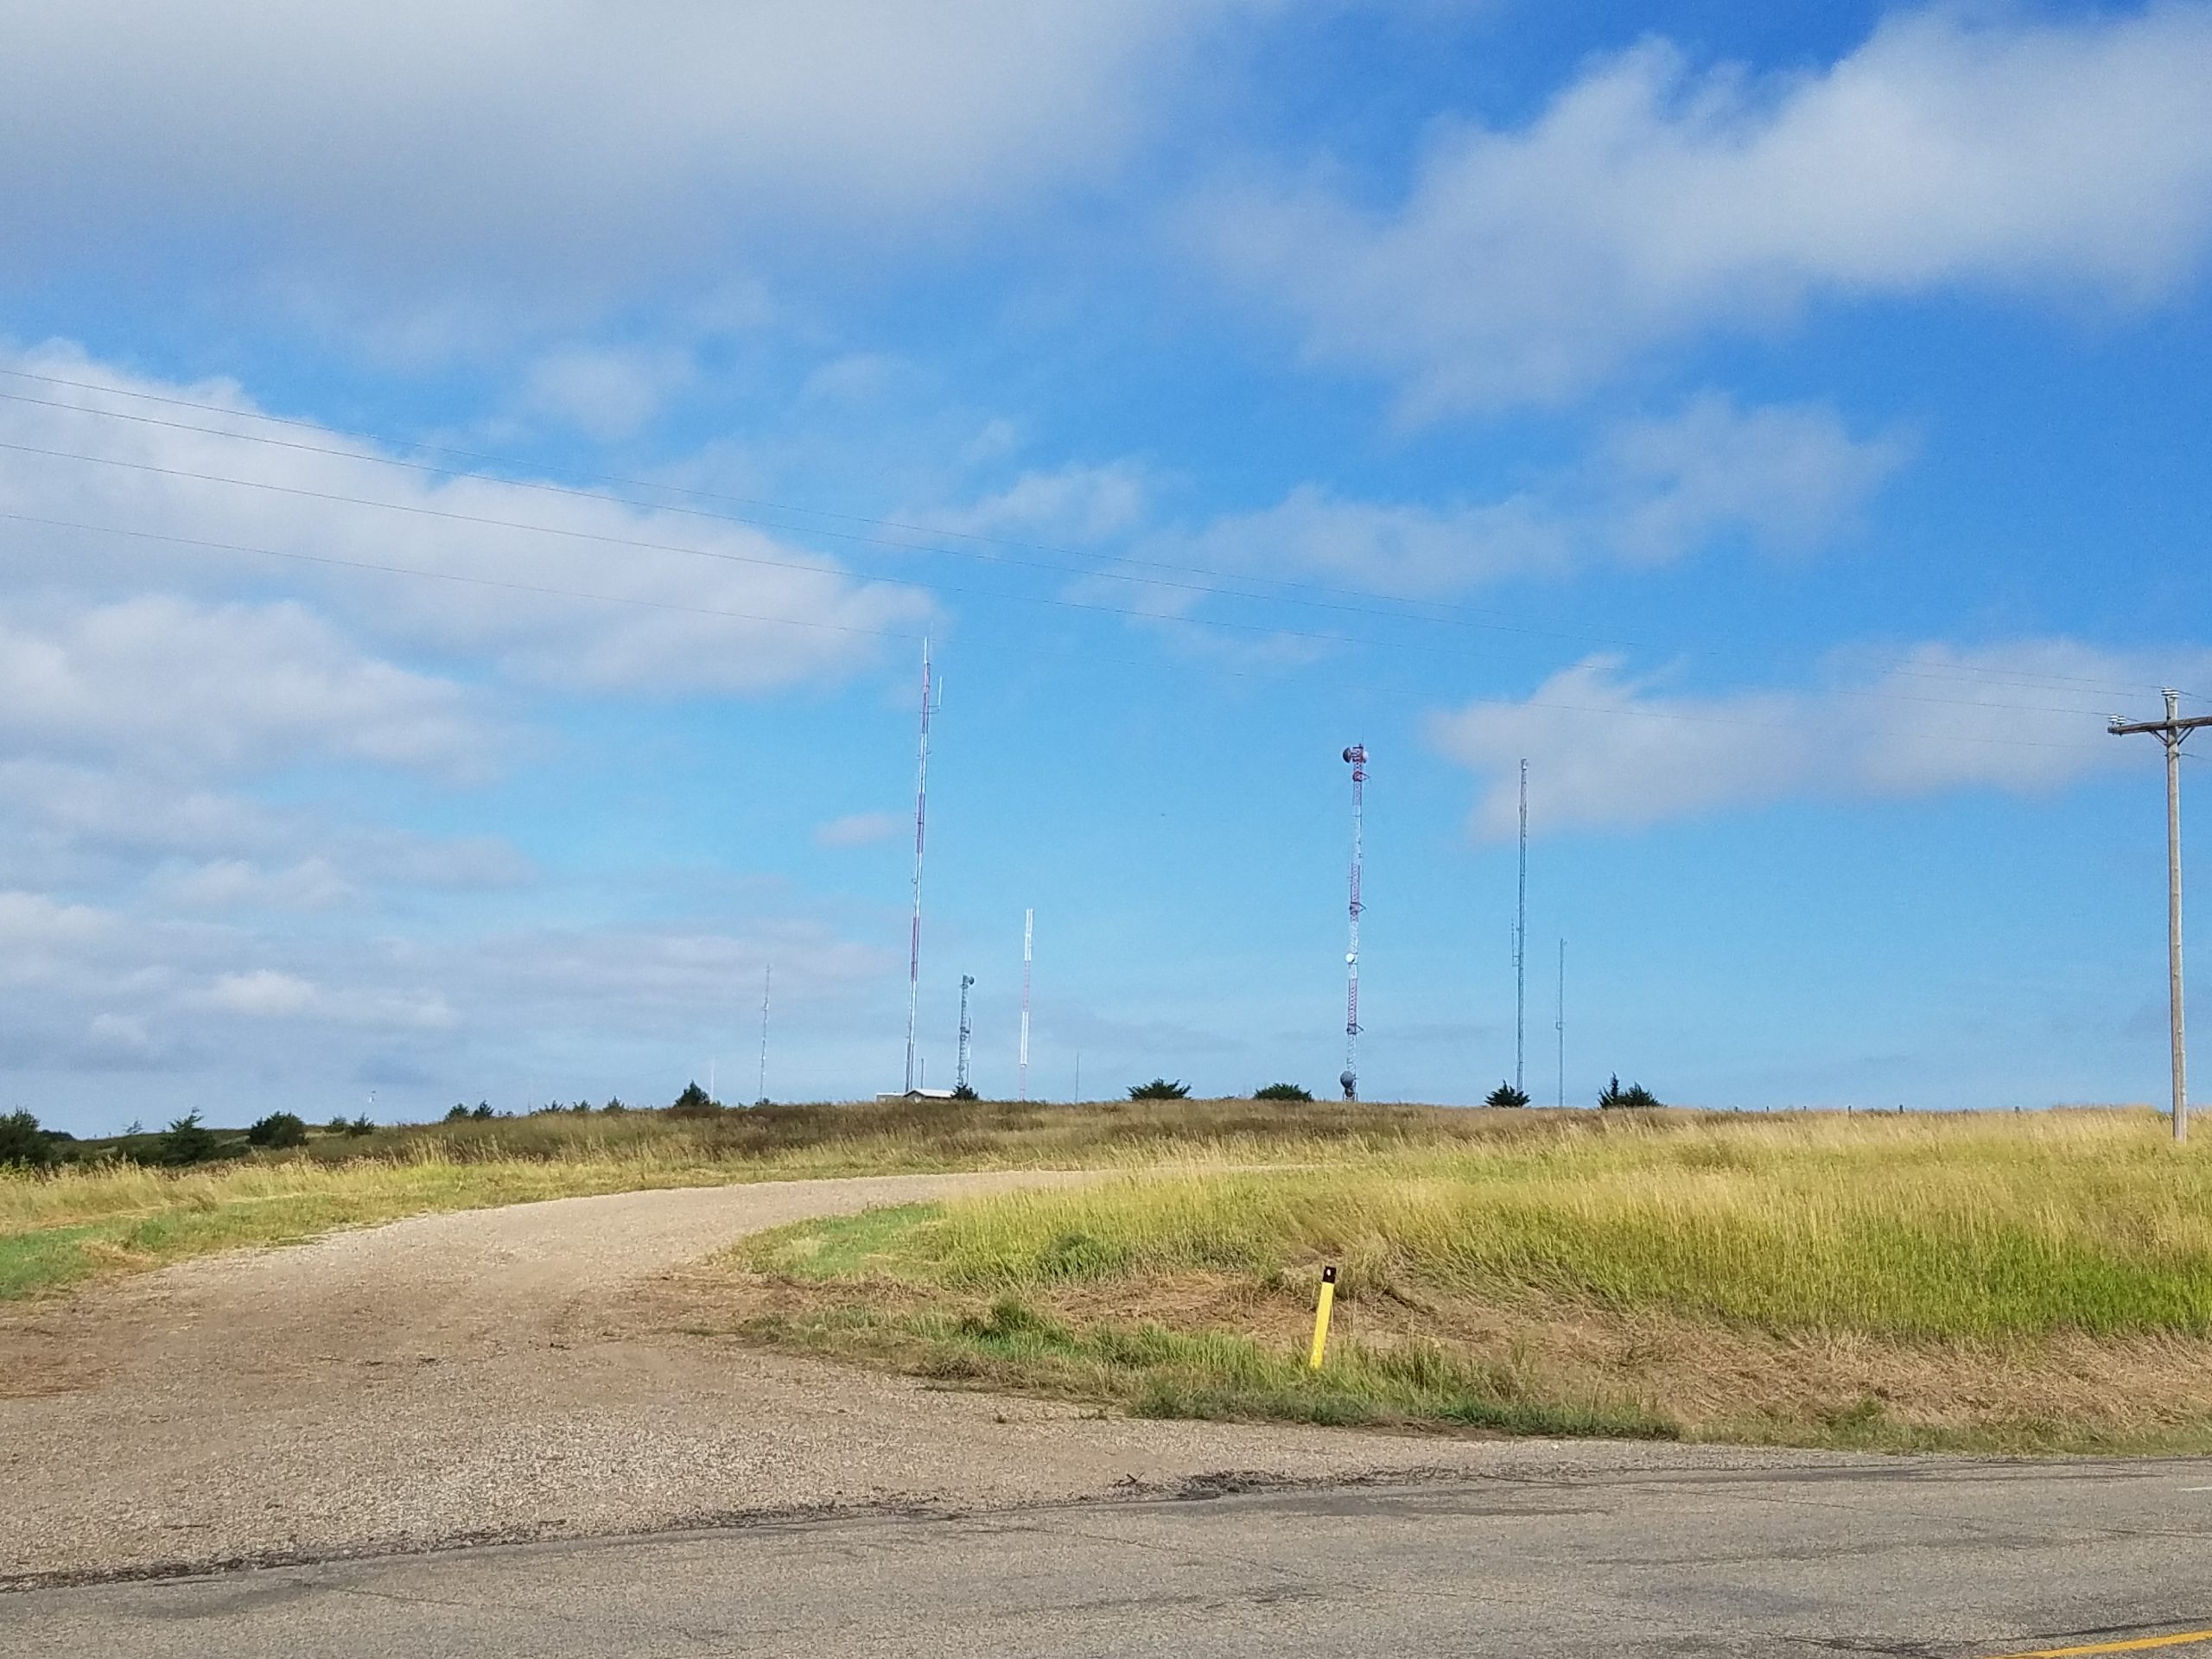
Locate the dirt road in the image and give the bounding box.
[0,1173,1849,1586]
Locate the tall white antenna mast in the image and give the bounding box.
[1018,908,1034,1102]
[758,963,772,1105]
[1341,744,1367,1101]
[902,639,939,1096]
[956,974,975,1094]
[1516,758,1529,1095]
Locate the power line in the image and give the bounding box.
[0,373,1622,642]
[0,442,2149,731]
[0,439,1631,657]
[0,509,910,641]
[1,367,2191,704]
[0,506,2125,756]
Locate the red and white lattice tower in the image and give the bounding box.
[902,639,939,1095]
[1341,744,1367,1101]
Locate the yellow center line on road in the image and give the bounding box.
[1983,1630,2212,1657]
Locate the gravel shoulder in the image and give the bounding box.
[0,1172,1871,1587]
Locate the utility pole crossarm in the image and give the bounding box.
[2109,714,2212,737]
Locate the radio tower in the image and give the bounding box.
[1515,758,1529,1095]
[902,639,940,1096]
[956,975,975,1094]
[1018,908,1034,1102]
[1341,745,1367,1101]
[757,963,772,1104]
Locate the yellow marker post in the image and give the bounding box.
[1307,1265,1338,1370]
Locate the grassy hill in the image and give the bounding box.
[2,1096,1598,1300]
[719,1106,2212,1454]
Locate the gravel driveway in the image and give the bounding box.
[0,1172,1853,1586]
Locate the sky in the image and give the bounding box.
[4,1,2212,1132]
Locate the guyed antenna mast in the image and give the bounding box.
[903,639,940,1096]
[1019,909,1034,1102]
[1515,758,1529,1095]
[758,963,772,1104]
[956,975,975,1094]
[1341,744,1367,1101]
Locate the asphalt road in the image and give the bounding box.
[8,1457,2211,1657]
[3,1174,1821,1584]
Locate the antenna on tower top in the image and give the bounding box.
[902,639,941,1096]
[1341,744,1367,1101]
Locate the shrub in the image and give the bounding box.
[443,1103,472,1123]
[950,1084,980,1101]
[671,1082,720,1116]
[1253,1083,1313,1102]
[343,1115,375,1136]
[159,1111,222,1166]
[325,1115,352,1134]
[470,1102,495,1121]
[1128,1078,1192,1101]
[602,1097,626,1115]
[1484,1082,1530,1109]
[0,1109,56,1170]
[1598,1075,1662,1109]
[245,1111,309,1149]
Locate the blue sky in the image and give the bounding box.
[4,1,2212,1131]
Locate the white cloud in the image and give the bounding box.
[934,463,1153,546]
[0,594,487,779]
[148,857,355,912]
[1601,394,1909,565]
[0,874,899,1106]
[206,969,319,1018]
[0,761,288,863]
[1145,393,1898,601]
[0,342,932,693]
[798,354,911,410]
[1166,485,1569,601]
[200,969,457,1029]
[0,1,1260,306]
[0,891,120,989]
[86,1011,153,1059]
[519,346,693,441]
[1208,4,2212,410]
[814,811,903,849]
[0,761,527,904]
[454,920,893,1033]
[1430,642,2212,836]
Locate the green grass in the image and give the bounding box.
[728,1109,2212,1451]
[750,1292,1674,1437]
[0,1095,1565,1301]
[0,1224,103,1301]
[878,1110,2212,1340]
[0,1151,776,1300]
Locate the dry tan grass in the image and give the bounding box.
[722,1109,2212,1452]
[1,1096,1567,1301]
[706,1262,2212,1452]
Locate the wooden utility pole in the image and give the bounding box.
[2110,690,2212,1143]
